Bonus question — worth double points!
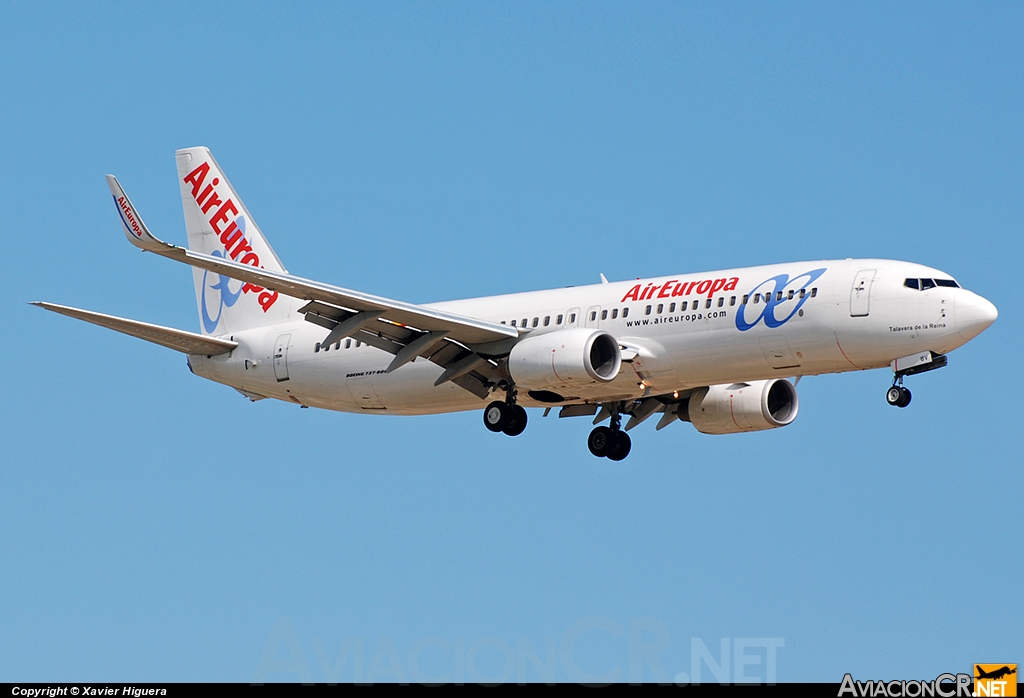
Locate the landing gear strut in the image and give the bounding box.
[885,379,912,408]
[588,409,631,461]
[483,388,528,436]
[886,351,948,408]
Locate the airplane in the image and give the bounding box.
[975,666,1016,681]
[33,147,998,460]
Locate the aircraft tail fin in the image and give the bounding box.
[173,147,294,335]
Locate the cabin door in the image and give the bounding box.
[850,269,876,317]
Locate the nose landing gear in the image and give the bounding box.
[588,409,631,460]
[885,351,948,408]
[885,381,912,408]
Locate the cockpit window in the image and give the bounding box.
[905,277,960,290]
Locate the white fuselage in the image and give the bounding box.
[188,259,995,415]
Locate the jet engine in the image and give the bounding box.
[508,328,622,395]
[685,379,798,435]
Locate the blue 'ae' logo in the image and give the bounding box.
[735,268,827,331]
[200,249,243,333]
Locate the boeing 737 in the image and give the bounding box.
[34,147,998,460]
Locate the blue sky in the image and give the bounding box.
[1,1,1020,683]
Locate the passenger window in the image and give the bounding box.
[557,314,564,324]
[799,289,806,299]
[788,290,795,300]
[645,305,652,315]
[622,308,629,318]
[921,278,936,290]
[656,304,663,314]
[742,294,749,304]
[717,297,724,307]
[705,298,712,309]
[590,311,597,321]
[730,296,736,306]
[776,291,783,302]
[532,317,539,327]
[753,294,760,304]
[315,343,321,353]
[569,313,576,323]
[355,341,361,348]
[511,319,517,327]
[501,320,506,325]
[345,339,351,349]
[544,316,550,326]
[521,318,528,327]
[601,310,607,320]
[681,301,688,311]
[611,309,618,319]
[669,303,675,313]
[810,288,818,298]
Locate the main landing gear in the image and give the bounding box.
[588,411,631,461]
[483,390,528,436]
[482,388,632,460]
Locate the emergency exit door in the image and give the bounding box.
[273,333,291,382]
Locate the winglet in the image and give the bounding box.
[105,175,174,253]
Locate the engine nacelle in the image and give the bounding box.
[508,328,622,394]
[686,379,799,435]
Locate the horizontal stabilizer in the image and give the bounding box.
[31,302,238,355]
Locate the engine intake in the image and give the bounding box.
[508,328,622,393]
[687,379,799,435]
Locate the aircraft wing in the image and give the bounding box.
[31,302,238,355]
[107,175,517,349]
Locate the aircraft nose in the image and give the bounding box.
[954,291,998,341]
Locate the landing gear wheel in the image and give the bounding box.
[503,405,528,436]
[886,386,912,408]
[886,386,903,406]
[483,401,511,432]
[606,431,631,461]
[896,387,912,408]
[588,426,613,457]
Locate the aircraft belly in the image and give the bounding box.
[371,360,489,414]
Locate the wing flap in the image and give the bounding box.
[32,302,237,355]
